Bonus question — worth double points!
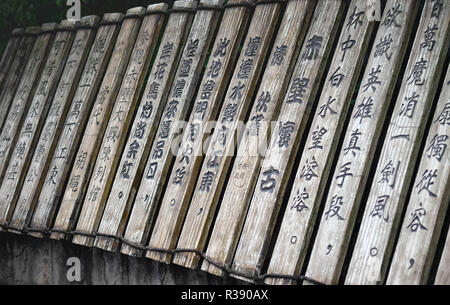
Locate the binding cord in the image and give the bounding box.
[0,223,324,285]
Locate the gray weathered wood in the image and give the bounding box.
[6,16,100,234]
[230,0,345,282]
[27,13,124,236]
[305,0,419,285]
[202,0,316,277]
[435,227,450,285]
[386,66,450,285]
[0,28,24,95]
[0,23,57,184]
[72,0,195,247]
[0,20,77,229]
[168,0,283,269]
[347,0,449,285]
[95,0,222,253]
[0,27,39,136]
[51,5,166,240]
[122,0,248,257]
[265,0,376,285]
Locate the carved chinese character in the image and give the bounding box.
[291,187,310,213]
[407,58,427,86]
[153,140,164,159]
[165,100,179,119]
[245,36,261,57]
[160,42,174,60]
[127,140,140,159]
[383,4,402,28]
[426,134,448,162]
[369,195,390,222]
[222,103,238,123]
[120,161,133,179]
[146,162,158,179]
[353,96,373,123]
[434,103,450,125]
[185,39,199,57]
[308,126,327,150]
[260,166,279,193]
[399,92,419,118]
[347,6,364,30]
[374,34,393,60]
[431,0,443,19]
[341,34,356,62]
[47,166,58,185]
[230,81,245,101]
[179,58,193,77]
[249,114,264,137]
[325,195,345,220]
[363,65,382,92]
[416,169,437,197]
[300,157,318,181]
[278,121,295,148]
[134,121,146,139]
[173,166,186,185]
[318,96,337,118]
[406,202,428,232]
[207,59,221,78]
[303,35,322,61]
[421,24,438,51]
[271,44,287,66]
[75,151,87,170]
[286,78,309,104]
[200,171,214,192]
[141,101,153,120]
[172,79,186,99]
[154,62,167,79]
[256,91,270,113]
[159,120,172,139]
[195,101,208,120]
[329,66,345,87]
[378,160,400,189]
[214,38,230,57]
[147,82,160,100]
[101,145,111,161]
[336,162,353,188]
[237,58,253,79]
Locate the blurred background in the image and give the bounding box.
[0,0,174,54]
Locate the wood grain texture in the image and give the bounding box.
[95,0,221,253]
[305,0,419,285]
[122,0,249,257]
[169,1,283,269]
[0,27,40,136]
[0,20,77,229]
[51,5,164,241]
[435,226,450,285]
[0,23,57,184]
[72,0,195,247]
[27,14,124,237]
[347,0,449,285]
[6,16,100,234]
[265,0,376,285]
[230,0,345,282]
[386,66,450,285]
[202,0,316,277]
[0,28,24,96]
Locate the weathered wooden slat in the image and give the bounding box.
[0,23,57,184]
[95,0,222,253]
[386,66,450,285]
[26,13,124,237]
[0,20,77,229]
[230,0,345,282]
[72,0,195,247]
[6,16,100,234]
[305,0,419,285]
[122,0,250,257]
[51,5,166,241]
[435,227,450,285]
[347,0,449,285]
[264,0,376,285]
[0,28,24,95]
[168,1,284,269]
[0,27,39,135]
[202,0,316,277]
